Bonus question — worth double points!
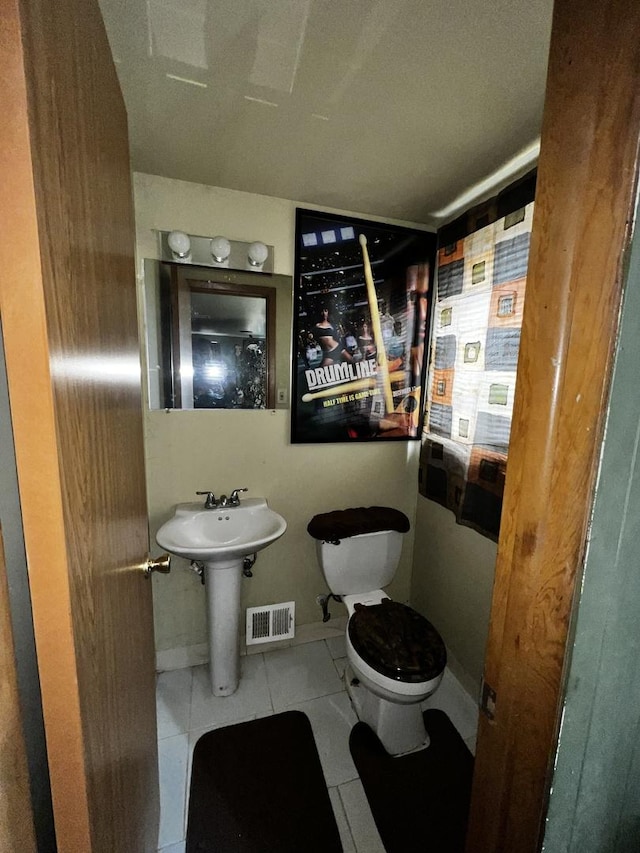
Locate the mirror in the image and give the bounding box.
[143,260,292,410]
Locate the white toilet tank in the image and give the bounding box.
[316,530,403,596]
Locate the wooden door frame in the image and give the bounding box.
[0,527,37,852]
[466,0,640,849]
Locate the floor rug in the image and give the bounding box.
[349,709,474,853]
[186,710,343,852]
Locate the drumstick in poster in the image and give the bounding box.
[359,234,394,413]
[301,371,406,403]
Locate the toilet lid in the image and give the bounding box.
[348,599,446,684]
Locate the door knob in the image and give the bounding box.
[143,553,171,578]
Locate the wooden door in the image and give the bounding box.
[465,0,640,849]
[0,0,159,850]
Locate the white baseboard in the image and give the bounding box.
[444,648,482,705]
[155,615,349,673]
[156,642,209,672]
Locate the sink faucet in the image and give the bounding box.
[196,491,218,509]
[218,488,249,508]
[229,487,248,506]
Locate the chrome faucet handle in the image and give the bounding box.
[229,487,248,506]
[196,491,217,509]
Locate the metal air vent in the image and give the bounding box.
[246,602,295,645]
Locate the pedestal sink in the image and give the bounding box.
[156,497,286,695]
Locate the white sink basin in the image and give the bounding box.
[156,497,286,563]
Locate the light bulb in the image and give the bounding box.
[210,236,231,263]
[247,241,269,267]
[167,230,191,259]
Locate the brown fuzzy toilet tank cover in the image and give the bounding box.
[307,506,410,541]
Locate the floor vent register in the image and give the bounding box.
[246,601,295,645]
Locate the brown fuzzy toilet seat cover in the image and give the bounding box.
[307,506,410,541]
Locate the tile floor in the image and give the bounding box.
[155,637,479,852]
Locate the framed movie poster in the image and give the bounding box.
[291,209,436,443]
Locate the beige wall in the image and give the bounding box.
[135,172,497,692]
[411,495,497,695]
[134,173,426,655]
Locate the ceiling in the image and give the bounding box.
[98,0,554,226]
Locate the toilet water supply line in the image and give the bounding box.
[316,593,343,622]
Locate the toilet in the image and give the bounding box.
[308,506,447,756]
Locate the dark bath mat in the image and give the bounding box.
[186,710,342,852]
[349,709,473,853]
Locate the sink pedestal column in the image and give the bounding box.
[204,558,243,695]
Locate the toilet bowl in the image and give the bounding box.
[307,507,447,756]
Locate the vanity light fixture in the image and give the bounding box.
[167,230,192,261]
[247,241,269,268]
[210,236,231,263]
[158,231,274,274]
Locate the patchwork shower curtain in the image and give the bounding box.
[420,176,536,540]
